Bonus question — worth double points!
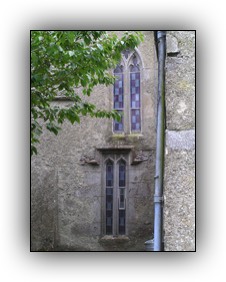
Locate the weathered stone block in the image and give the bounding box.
[164,150,195,251]
[166,31,195,130]
[166,129,195,151]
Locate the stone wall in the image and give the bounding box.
[31,31,157,251]
[31,31,195,251]
[163,31,195,251]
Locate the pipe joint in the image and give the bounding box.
[154,195,164,203]
[157,31,166,40]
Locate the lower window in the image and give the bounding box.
[104,157,127,235]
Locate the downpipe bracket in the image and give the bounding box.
[154,195,164,203]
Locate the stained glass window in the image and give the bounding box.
[118,160,126,234]
[119,188,125,209]
[106,188,113,234]
[106,160,114,187]
[130,61,141,132]
[119,210,126,234]
[119,160,126,187]
[106,160,113,234]
[104,158,127,235]
[113,65,124,132]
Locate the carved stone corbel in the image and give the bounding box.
[79,155,99,166]
[131,150,149,165]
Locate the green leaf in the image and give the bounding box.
[66,110,80,124]
[58,45,64,52]
[31,145,37,155]
[97,43,103,50]
[31,31,144,156]
[68,51,74,57]
[46,123,60,135]
[67,32,75,44]
[81,79,87,87]
[32,53,38,65]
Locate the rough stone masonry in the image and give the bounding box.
[164,31,195,251]
[31,31,195,251]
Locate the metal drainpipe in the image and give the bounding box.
[153,31,166,251]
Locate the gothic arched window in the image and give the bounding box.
[118,159,126,234]
[106,159,114,234]
[113,65,124,132]
[104,156,127,235]
[130,55,141,132]
[113,50,142,134]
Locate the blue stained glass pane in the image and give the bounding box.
[106,188,113,195]
[120,194,124,206]
[114,74,123,109]
[119,210,125,234]
[106,171,113,234]
[114,69,124,132]
[117,73,123,79]
[107,202,112,210]
[106,162,113,187]
[130,70,140,133]
[120,218,124,226]
[107,217,112,226]
[114,110,123,132]
[119,161,126,187]
[114,121,123,132]
[115,102,119,109]
[114,65,123,74]
[131,109,141,131]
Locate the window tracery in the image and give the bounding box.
[104,156,127,235]
[113,50,142,133]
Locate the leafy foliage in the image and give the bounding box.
[31,31,144,155]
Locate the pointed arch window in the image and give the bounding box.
[106,160,114,235]
[130,55,141,132]
[113,65,124,132]
[104,156,127,235]
[113,50,142,133]
[118,159,126,234]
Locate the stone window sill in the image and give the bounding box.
[111,133,144,141]
[99,235,130,242]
